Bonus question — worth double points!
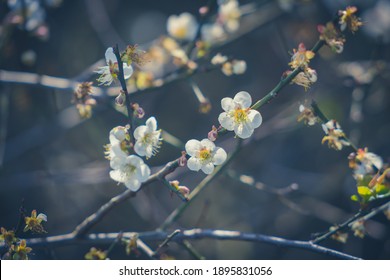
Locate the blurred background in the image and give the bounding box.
[0,0,389,259]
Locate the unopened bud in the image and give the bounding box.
[208,125,218,141]
[179,151,187,167]
[115,92,126,106]
[131,103,145,119]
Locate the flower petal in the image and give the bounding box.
[134,141,147,157]
[218,112,235,130]
[110,153,126,169]
[133,125,147,140]
[185,139,201,156]
[234,122,254,139]
[137,163,151,182]
[126,155,143,166]
[146,117,157,131]
[201,163,214,174]
[221,97,235,112]
[248,109,262,129]
[187,157,201,171]
[213,147,227,165]
[105,47,117,64]
[200,139,215,151]
[123,64,134,79]
[125,178,141,191]
[233,91,252,108]
[110,169,124,183]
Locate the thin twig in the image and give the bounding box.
[113,44,135,139]
[152,229,181,257]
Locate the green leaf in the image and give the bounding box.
[351,194,359,202]
[357,186,374,202]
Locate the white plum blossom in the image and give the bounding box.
[185,139,227,174]
[105,126,129,162]
[218,0,241,32]
[201,23,226,44]
[134,117,162,158]
[218,91,262,138]
[211,53,228,65]
[110,155,151,192]
[167,13,198,41]
[96,47,133,86]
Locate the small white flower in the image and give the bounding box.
[211,53,228,65]
[167,12,198,41]
[232,60,246,75]
[218,0,241,32]
[185,139,227,174]
[96,47,133,86]
[110,155,151,191]
[105,126,129,161]
[201,23,226,44]
[134,117,162,158]
[218,91,262,138]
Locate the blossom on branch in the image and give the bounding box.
[318,22,345,53]
[348,148,383,178]
[289,43,315,69]
[218,91,262,139]
[185,139,227,174]
[321,120,350,150]
[109,155,151,192]
[286,67,317,90]
[96,47,133,86]
[218,0,241,32]
[167,13,198,41]
[134,117,162,159]
[338,6,363,33]
[24,210,47,234]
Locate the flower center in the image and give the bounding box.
[233,108,248,123]
[198,147,212,162]
[123,164,137,177]
[173,27,187,38]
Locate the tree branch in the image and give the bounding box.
[7,228,361,260]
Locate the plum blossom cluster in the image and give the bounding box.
[350,157,389,206]
[167,0,242,45]
[104,118,162,191]
[317,6,362,54]
[96,47,134,86]
[0,209,47,259]
[287,43,317,90]
[185,91,262,175]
